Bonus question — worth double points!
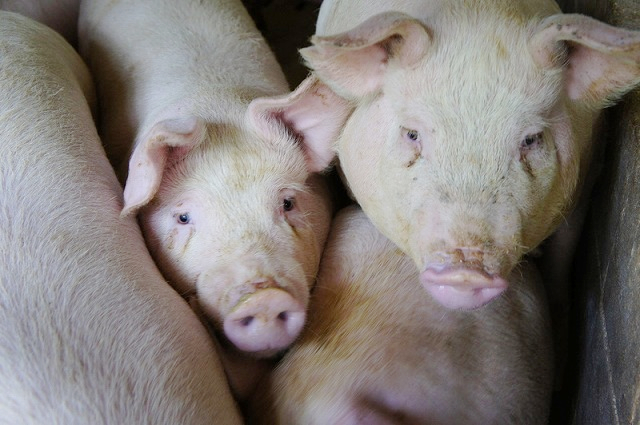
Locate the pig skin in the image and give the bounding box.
[248,205,554,425]
[0,11,242,424]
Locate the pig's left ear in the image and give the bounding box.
[247,74,353,172]
[530,14,640,107]
[121,116,205,216]
[300,12,430,100]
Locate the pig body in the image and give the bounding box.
[78,0,339,359]
[0,11,241,424]
[299,0,640,310]
[248,206,554,424]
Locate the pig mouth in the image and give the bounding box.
[420,264,508,310]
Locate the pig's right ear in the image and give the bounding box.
[121,116,205,217]
[300,12,430,99]
[530,14,640,108]
[247,75,353,172]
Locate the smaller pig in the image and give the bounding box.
[78,0,349,359]
[248,205,554,424]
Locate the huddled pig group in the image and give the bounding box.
[1,0,639,423]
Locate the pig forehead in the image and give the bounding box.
[388,12,563,127]
[389,59,561,134]
[186,138,309,195]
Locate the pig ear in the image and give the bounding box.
[530,14,640,107]
[300,12,430,99]
[247,74,353,172]
[121,116,205,216]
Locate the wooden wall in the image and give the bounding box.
[555,0,640,423]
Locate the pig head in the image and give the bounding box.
[120,77,346,357]
[299,3,640,309]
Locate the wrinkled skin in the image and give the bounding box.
[248,206,554,424]
[298,0,640,310]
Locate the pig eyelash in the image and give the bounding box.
[175,212,191,224]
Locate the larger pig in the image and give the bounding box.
[0,11,241,423]
[78,0,345,357]
[248,205,554,424]
[294,0,640,310]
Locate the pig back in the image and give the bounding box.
[249,205,554,424]
[0,12,241,424]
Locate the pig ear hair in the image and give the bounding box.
[530,14,640,107]
[121,116,205,217]
[300,12,431,99]
[247,74,353,173]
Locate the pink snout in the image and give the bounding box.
[420,265,508,310]
[223,288,306,357]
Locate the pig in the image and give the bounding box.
[247,205,554,424]
[290,0,640,311]
[0,11,241,424]
[0,0,80,46]
[77,0,345,359]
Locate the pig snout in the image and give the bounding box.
[223,287,306,356]
[420,249,508,310]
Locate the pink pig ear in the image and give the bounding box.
[121,116,205,216]
[530,14,640,107]
[300,12,430,99]
[247,74,353,172]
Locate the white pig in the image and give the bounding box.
[0,11,241,424]
[293,0,640,310]
[248,205,554,424]
[78,0,347,357]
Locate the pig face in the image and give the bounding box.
[141,127,327,357]
[301,10,640,309]
[120,81,348,356]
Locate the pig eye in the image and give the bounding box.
[521,132,544,149]
[176,213,191,224]
[403,128,420,143]
[282,197,295,212]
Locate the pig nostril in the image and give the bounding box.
[239,316,254,327]
[277,311,288,322]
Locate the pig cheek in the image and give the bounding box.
[337,110,415,251]
[140,210,198,294]
[518,145,565,252]
[292,227,322,290]
[194,278,228,328]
